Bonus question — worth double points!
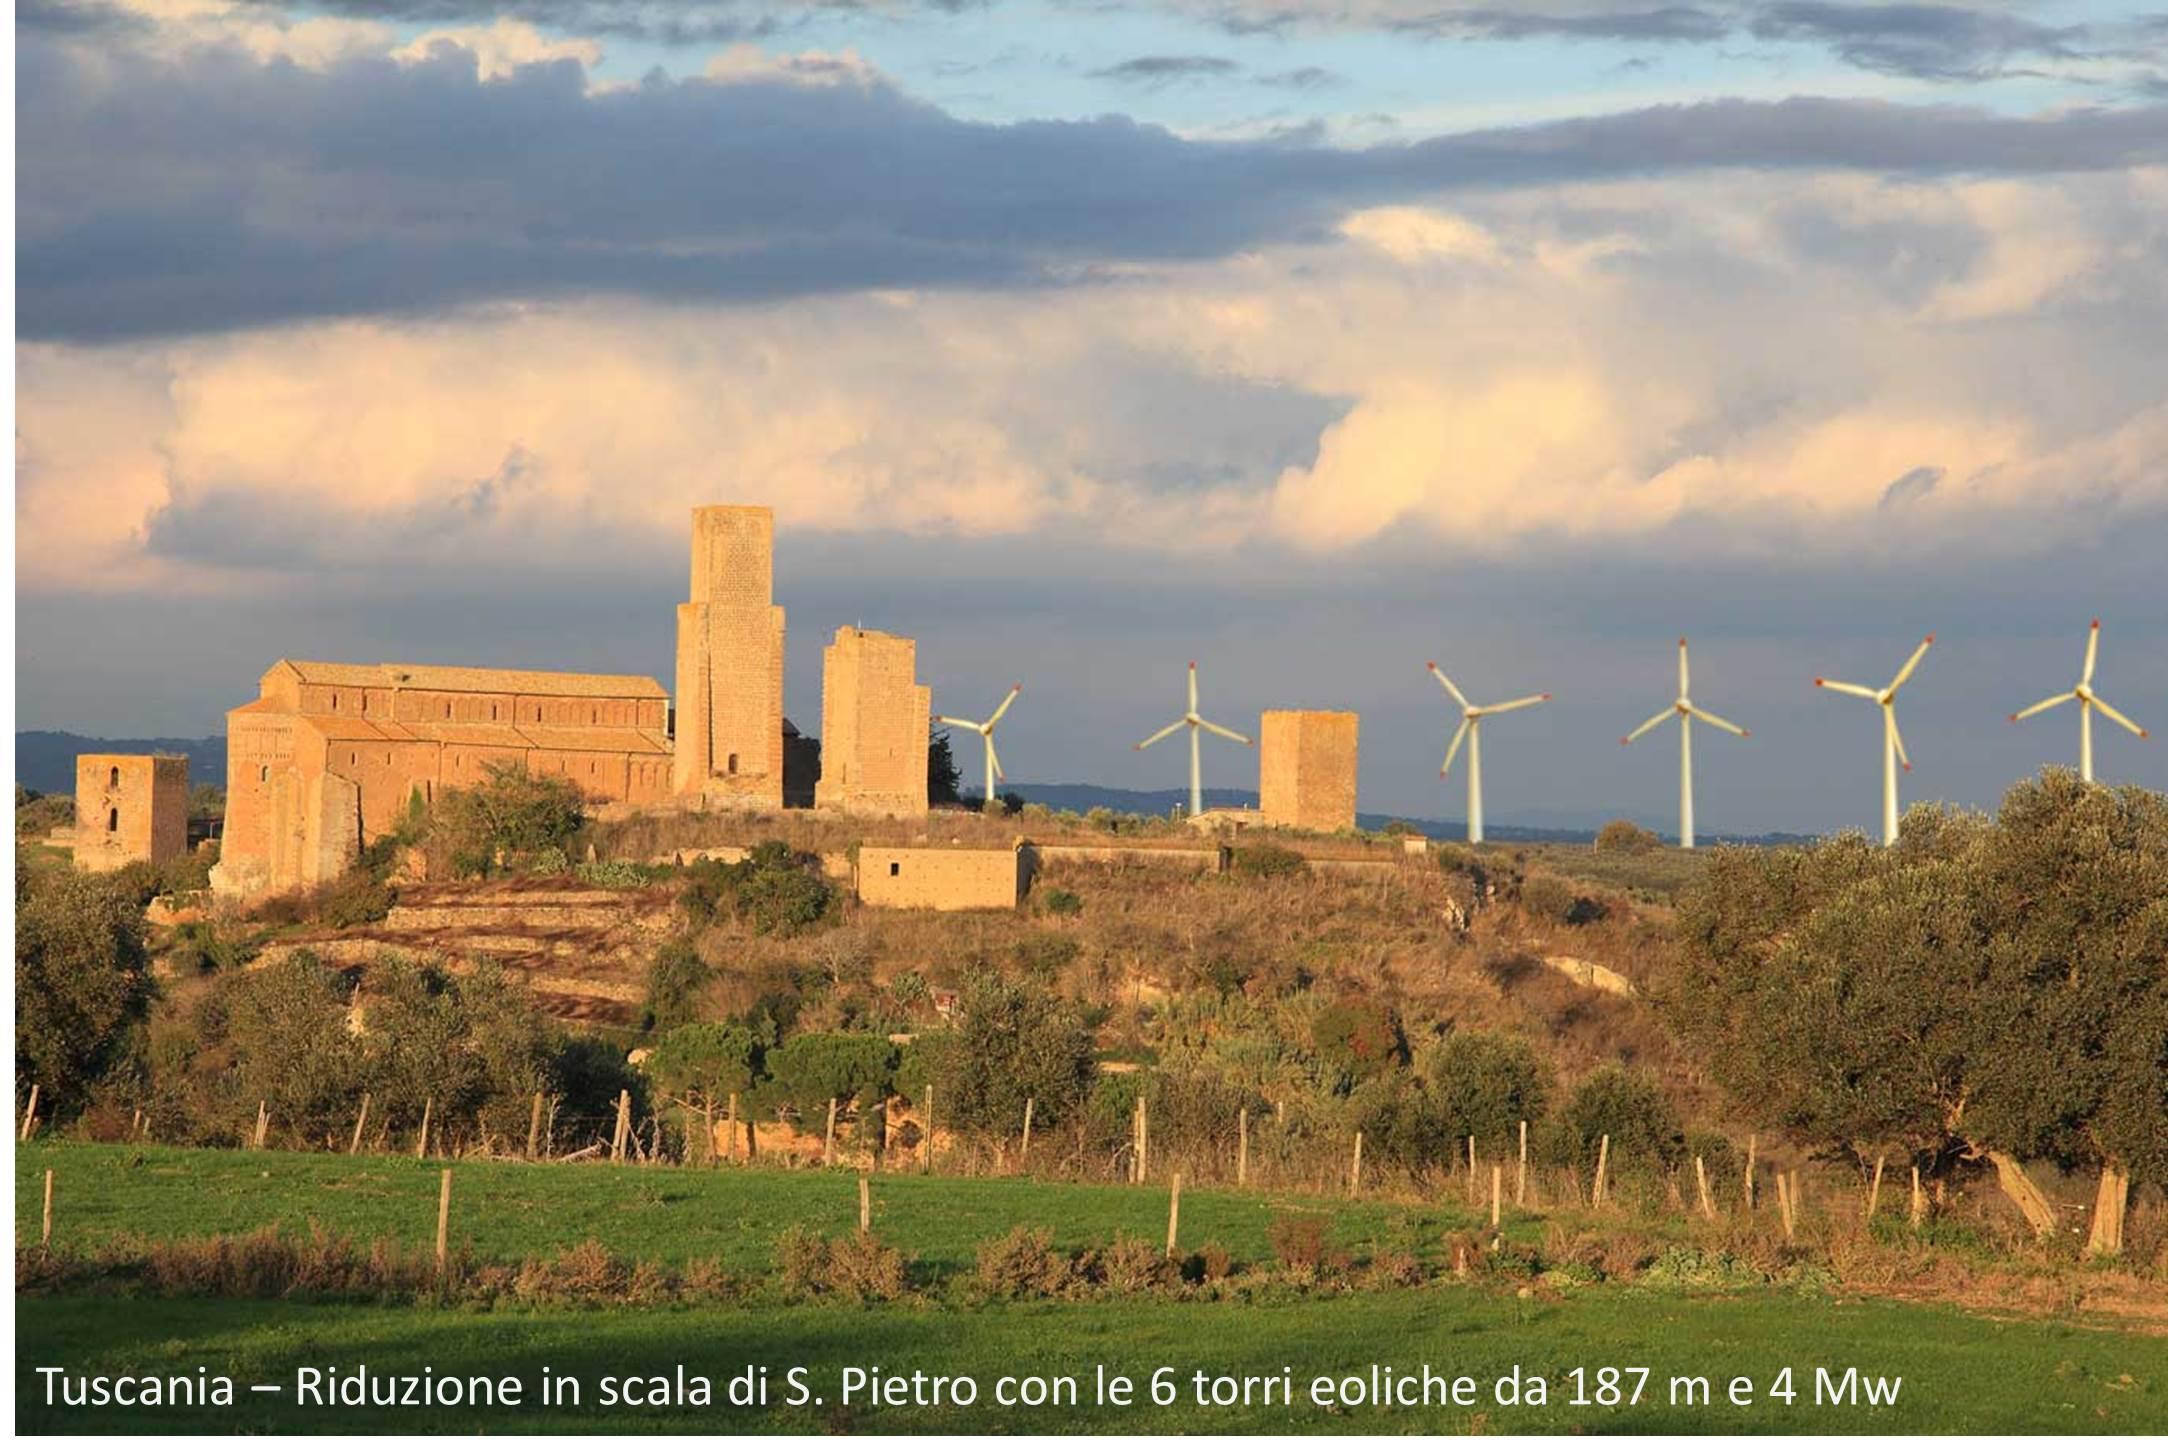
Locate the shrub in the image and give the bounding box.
[644,940,719,1031]
[903,975,1096,1134]
[1595,819,1662,855]
[1520,872,1578,922]
[316,871,395,928]
[1559,1065,1685,1174]
[429,762,585,876]
[775,1227,908,1302]
[1040,888,1083,917]
[1410,1031,1553,1162]
[576,859,656,889]
[679,842,833,937]
[1267,1215,1348,1277]
[15,870,153,1116]
[1230,845,1305,879]
[973,1226,1079,1298]
[1096,1234,1177,1293]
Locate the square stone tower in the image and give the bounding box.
[74,754,189,871]
[1258,710,1359,833]
[674,505,786,808]
[816,627,932,818]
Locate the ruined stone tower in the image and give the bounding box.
[816,627,931,818]
[75,753,188,871]
[1258,709,1359,833]
[673,505,787,808]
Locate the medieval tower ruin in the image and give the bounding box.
[1259,709,1360,833]
[673,505,787,808]
[816,627,932,818]
[74,753,189,871]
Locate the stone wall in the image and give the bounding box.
[857,846,1021,910]
[73,754,188,871]
[1258,709,1360,833]
[815,627,931,818]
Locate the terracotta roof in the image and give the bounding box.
[315,721,669,756]
[517,725,672,755]
[275,659,667,700]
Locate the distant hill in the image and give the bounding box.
[17,731,227,795]
[13,737,1808,845]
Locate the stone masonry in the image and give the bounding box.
[816,627,931,818]
[1258,709,1360,833]
[857,845,1021,910]
[74,754,189,871]
[673,505,786,808]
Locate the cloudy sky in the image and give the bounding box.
[16,0,2168,834]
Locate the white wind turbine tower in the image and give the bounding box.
[1428,662,1550,845]
[935,683,1022,806]
[2009,618,2150,782]
[1621,637,1749,850]
[1134,660,1251,818]
[1815,634,1933,847]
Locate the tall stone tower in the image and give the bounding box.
[673,505,786,808]
[75,754,189,871]
[816,627,931,818]
[1258,710,1359,833]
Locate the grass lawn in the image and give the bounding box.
[16,1142,1489,1278]
[18,1286,2166,1434]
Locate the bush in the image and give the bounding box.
[1559,1064,1685,1174]
[902,975,1096,1134]
[1230,845,1306,879]
[973,1226,1079,1298]
[679,842,833,937]
[16,870,153,1117]
[1409,1031,1553,1162]
[1596,819,1662,855]
[774,1227,908,1301]
[1039,888,1083,917]
[1520,872,1578,922]
[576,860,657,889]
[1095,1234,1178,1293]
[643,940,720,1031]
[1267,1216,1349,1279]
[429,762,585,876]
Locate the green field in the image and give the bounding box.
[16,1143,2168,1435]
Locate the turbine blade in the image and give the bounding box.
[1481,693,1550,716]
[2083,618,2100,686]
[935,716,983,732]
[1188,661,1198,714]
[1136,720,1184,750]
[2010,692,2076,722]
[1690,706,1750,737]
[2091,696,2149,739]
[1427,662,1470,709]
[1816,678,1878,700]
[1887,633,1935,694]
[1885,704,1911,771]
[1441,718,1471,778]
[987,739,1006,782]
[985,684,1022,727]
[1678,637,1690,698]
[1197,718,1252,745]
[1623,708,1672,744]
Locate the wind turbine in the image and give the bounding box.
[1428,662,1550,845]
[1815,634,1933,847]
[1621,637,1749,850]
[936,683,1021,806]
[2009,618,2149,782]
[1134,660,1251,818]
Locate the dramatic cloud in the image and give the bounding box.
[1749,2,2083,82]
[1089,54,1242,84]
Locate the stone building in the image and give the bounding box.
[212,660,672,897]
[816,627,931,818]
[74,754,188,871]
[1258,709,1360,833]
[674,505,787,808]
[857,845,1022,910]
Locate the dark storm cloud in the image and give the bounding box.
[20,28,2168,341]
[1749,3,2084,82]
[1089,54,1243,82]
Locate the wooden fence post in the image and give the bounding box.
[526,1092,543,1161]
[347,1092,371,1156]
[824,1098,839,1167]
[416,1096,434,1160]
[254,1101,269,1151]
[923,1085,936,1174]
[436,1168,453,1267]
[1236,1105,1249,1188]
[611,1089,631,1163]
[1136,1098,1149,1185]
[859,1176,871,1233]
[1593,1134,1610,1209]
[1516,1120,1528,1206]
[1777,1169,1796,1240]
[2086,1165,2129,1260]
[1166,1173,1182,1255]
[1866,1155,1885,1220]
[1694,1156,1716,1220]
[1910,1165,1924,1228]
[726,1091,739,1161]
[1021,1097,1035,1165]
[1490,1164,1502,1229]
[1349,1131,1364,1199]
[1744,1135,1757,1211]
[42,1168,55,1246]
[1466,1135,1478,1203]
[19,1085,41,1143]
[546,1096,559,1158]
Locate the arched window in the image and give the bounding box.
[107,808,119,833]
[108,765,120,790]
[259,764,269,784]
[727,753,739,775]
